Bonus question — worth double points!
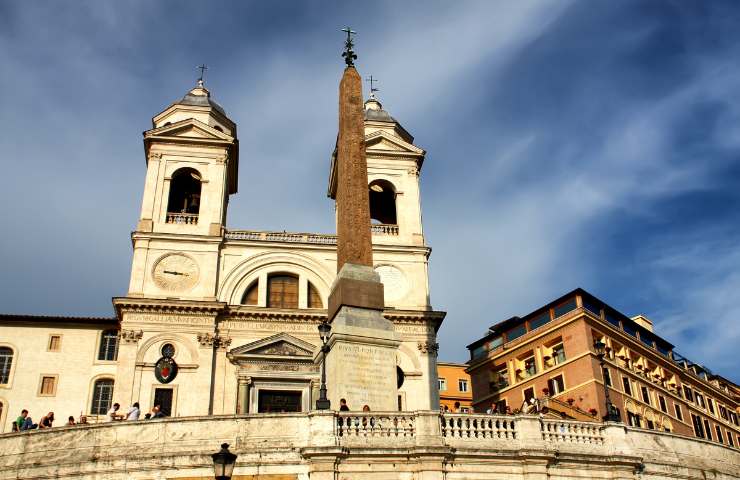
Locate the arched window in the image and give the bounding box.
[267,274,298,309]
[308,282,323,309]
[98,330,118,361]
[166,168,202,224]
[369,180,397,225]
[90,379,114,415]
[242,281,259,305]
[0,347,12,385]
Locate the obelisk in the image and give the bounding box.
[325,29,401,411]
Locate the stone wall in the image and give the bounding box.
[0,412,737,479]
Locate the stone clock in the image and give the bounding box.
[374,265,408,302]
[152,253,199,291]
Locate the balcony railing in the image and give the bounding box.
[371,223,399,235]
[166,212,198,225]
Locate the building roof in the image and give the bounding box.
[466,288,674,353]
[0,313,117,326]
[178,88,226,116]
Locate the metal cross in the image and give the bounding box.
[365,75,379,95]
[341,27,357,66]
[197,64,208,83]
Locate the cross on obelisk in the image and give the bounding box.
[325,27,400,413]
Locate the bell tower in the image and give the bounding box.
[127,79,239,300]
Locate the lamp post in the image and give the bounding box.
[211,443,237,480]
[315,320,332,410]
[594,340,621,422]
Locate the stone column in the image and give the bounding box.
[112,328,143,407]
[211,335,231,415]
[236,377,250,414]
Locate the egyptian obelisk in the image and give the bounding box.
[325,29,401,411]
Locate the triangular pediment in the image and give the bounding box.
[229,333,316,359]
[144,118,233,141]
[365,130,424,156]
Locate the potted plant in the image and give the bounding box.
[589,408,598,416]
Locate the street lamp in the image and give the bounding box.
[594,340,621,422]
[315,320,332,410]
[211,443,237,480]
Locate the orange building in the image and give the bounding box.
[466,288,740,447]
[437,362,472,412]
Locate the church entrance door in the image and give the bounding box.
[258,390,302,413]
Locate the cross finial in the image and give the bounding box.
[196,64,208,87]
[365,75,379,98]
[341,27,357,67]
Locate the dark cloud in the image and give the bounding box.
[1,1,738,382]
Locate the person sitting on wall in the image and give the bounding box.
[79,415,88,425]
[151,404,165,419]
[38,412,54,429]
[22,415,38,430]
[14,409,30,431]
[66,416,76,426]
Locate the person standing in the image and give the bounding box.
[125,402,141,421]
[339,398,350,411]
[105,403,122,422]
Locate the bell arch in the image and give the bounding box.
[369,179,397,225]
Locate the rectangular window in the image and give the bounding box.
[491,366,510,391]
[627,412,641,428]
[548,375,565,395]
[507,323,528,341]
[523,387,535,403]
[692,414,705,438]
[707,398,715,415]
[731,412,738,426]
[658,395,667,413]
[641,386,651,405]
[553,298,577,318]
[704,419,713,440]
[728,432,734,447]
[529,311,551,330]
[523,356,537,377]
[458,379,468,393]
[603,367,612,387]
[438,378,447,392]
[646,419,655,430]
[639,331,655,348]
[605,311,621,328]
[551,344,566,365]
[715,425,724,444]
[683,385,694,402]
[48,335,61,352]
[582,298,601,317]
[98,330,119,361]
[696,393,705,409]
[39,375,57,396]
[472,344,487,359]
[719,405,728,420]
[674,404,683,421]
[622,377,632,396]
[656,343,671,357]
[622,322,638,337]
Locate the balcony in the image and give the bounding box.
[371,223,399,235]
[489,379,510,393]
[166,212,198,225]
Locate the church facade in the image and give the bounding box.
[0,80,444,432]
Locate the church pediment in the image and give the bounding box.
[365,130,424,156]
[144,118,233,141]
[229,333,317,361]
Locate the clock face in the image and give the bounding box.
[375,265,408,302]
[152,253,199,291]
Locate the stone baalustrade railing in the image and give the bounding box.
[166,212,198,224]
[225,225,399,244]
[1,412,738,479]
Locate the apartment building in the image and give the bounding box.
[437,362,472,412]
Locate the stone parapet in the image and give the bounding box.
[0,412,738,479]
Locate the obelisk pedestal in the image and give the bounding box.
[323,41,400,411]
[326,264,400,411]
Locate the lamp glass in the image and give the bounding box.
[212,443,237,480]
[318,321,331,341]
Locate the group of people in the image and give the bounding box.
[11,403,167,432]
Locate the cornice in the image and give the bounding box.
[113,297,226,317]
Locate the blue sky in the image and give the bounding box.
[1,1,739,383]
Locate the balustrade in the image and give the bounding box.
[541,419,605,444]
[337,412,415,438]
[166,212,198,225]
[371,223,399,235]
[440,413,516,439]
